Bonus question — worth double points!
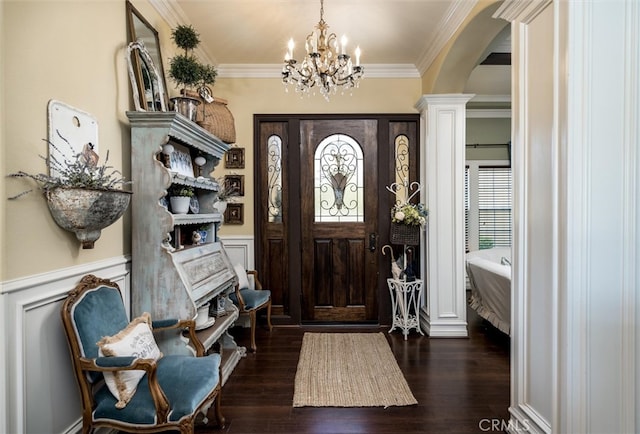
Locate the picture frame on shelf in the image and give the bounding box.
[168,143,194,178]
[224,203,244,224]
[225,174,244,196]
[225,147,245,169]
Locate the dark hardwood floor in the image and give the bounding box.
[201,307,510,434]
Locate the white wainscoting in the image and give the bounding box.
[220,235,255,328]
[220,235,255,270]
[0,256,131,434]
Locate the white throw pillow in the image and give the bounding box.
[97,312,162,408]
[234,263,251,290]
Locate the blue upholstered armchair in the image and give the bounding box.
[60,274,224,434]
[229,266,273,352]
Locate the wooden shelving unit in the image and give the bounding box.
[127,111,244,378]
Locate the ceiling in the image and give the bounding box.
[160,0,510,79]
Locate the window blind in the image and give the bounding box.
[465,166,470,252]
[464,163,512,250]
[478,167,512,248]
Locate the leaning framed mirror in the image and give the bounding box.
[126,1,169,111]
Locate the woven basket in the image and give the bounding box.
[390,223,421,246]
[183,89,236,144]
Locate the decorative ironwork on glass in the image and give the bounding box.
[267,134,283,223]
[394,135,410,203]
[314,134,363,222]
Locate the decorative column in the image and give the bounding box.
[415,94,473,337]
[496,1,640,433]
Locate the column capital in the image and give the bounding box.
[415,93,475,112]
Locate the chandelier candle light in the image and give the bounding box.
[282,0,364,100]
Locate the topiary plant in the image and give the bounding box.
[196,63,218,120]
[172,24,200,51]
[169,54,201,91]
[197,63,218,89]
[169,25,202,93]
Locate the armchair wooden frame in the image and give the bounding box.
[233,270,273,352]
[61,275,224,434]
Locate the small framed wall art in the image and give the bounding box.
[224,203,244,224]
[225,174,245,196]
[225,147,245,169]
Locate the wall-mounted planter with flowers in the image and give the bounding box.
[8,102,131,249]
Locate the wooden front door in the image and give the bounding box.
[300,119,379,322]
[255,114,419,325]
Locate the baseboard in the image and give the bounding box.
[420,309,469,337]
[508,403,552,434]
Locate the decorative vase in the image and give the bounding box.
[215,295,227,316]
[45,187,132,249]
[170,96,200,122]
[169,196,191,214]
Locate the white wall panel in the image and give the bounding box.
[497,0,640,432]
[220,235,254,270]
[0,257,131,434]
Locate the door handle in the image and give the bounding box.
[369,233,377,252]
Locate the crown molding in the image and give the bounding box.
[494,0,553,24]
[216,64,421,79]
[416,0,478,74]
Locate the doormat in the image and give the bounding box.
[293,332,417,407]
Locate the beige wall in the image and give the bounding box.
[0,0,422,280]
[2,1,135,280]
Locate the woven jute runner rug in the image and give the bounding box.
[293,332,417,408]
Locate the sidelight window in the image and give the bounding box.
[267,134,283,223]
[393,134,411,203]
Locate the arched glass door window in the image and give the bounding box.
[314,134,364,222]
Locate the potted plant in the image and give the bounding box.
[167,184,194,214]
[213,176,239,214]
[168,24,203,121]
[8,137,132,249]
[195,63,218,128]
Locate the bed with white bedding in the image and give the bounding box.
[465,247,512,335]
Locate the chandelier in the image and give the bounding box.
[282,0,364,100]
